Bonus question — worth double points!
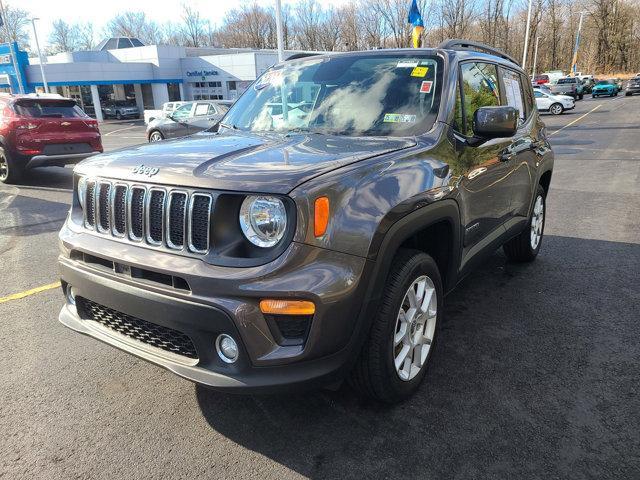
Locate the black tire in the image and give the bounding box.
[579,93,584,100]
[148,130,164,142]
[0,146,24,184]
[116,111,122,120]
[503,185,546,262]
[626,92,632,96]
[349,249,443,403]
[549,103,563,115]
[592,94,598,98]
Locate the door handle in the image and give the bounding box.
[499,152,515,162]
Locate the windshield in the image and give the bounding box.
[596,81,610,85]
[557,78,575,84]
[222,54,443,136]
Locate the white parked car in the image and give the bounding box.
[534,90,575,115]
[143,101,188,125]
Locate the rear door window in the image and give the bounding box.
[500,69,526,124]
[14,100,86,118]
[194,103,211,116]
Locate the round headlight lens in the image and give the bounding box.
[77,176,87,210]
[239,195,287,248]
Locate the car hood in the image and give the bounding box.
[75,130,417,194]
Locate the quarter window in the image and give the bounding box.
[459,62,501,136]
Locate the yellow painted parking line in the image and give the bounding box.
[0,282,61,304]
[549,104,602,136]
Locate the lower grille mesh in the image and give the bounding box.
[76,298,198,359]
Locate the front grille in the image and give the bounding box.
[113,185,127,235]
[76,297,198,359]
[82,180,213,254]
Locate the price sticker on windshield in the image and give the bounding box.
[420,81,433,93]
[411,66,429,77]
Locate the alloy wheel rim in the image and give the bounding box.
[551,105,561,114]
[530,195,544,250]
[393,275,437,382]
[0,155,7,180]
[150,133,162,142]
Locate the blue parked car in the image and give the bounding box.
[591,80,618,97]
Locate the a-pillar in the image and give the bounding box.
[90,85,103,122]
[151,83,169,109]
[133,84,144,115]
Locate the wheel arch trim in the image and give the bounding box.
[364,199,462,301]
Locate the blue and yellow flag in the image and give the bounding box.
[408,0,424,48]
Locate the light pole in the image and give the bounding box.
[570,12,585,75]
[532,36,540,79]
[274,0,285,62]
[0,0,25,93]
[521,0,534,69]
[31,18,49,93]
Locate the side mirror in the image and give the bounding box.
[473,106,518,140]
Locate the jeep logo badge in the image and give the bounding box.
[132,165,159,177]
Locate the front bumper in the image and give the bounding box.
[58,223,374,392]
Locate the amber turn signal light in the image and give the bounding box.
[259,299,316,315]
[314,196,330,237]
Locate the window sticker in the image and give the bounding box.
[411,66,428,77]
[383,113,417,123]
[397,60,419,68]
[420,81,433,93]
[254,70,283,90]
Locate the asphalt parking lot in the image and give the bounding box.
[1,97,639,479]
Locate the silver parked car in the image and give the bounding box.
[146,101,228,142]
[102,101,140,120]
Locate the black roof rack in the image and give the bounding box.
[286,52,321,61]
[438,39,519,66]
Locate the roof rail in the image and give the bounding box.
[286,52,321,61]
[438,39,519,66]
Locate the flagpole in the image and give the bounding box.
[0,0,25,93]
[274,0,285,62]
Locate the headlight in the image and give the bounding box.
[239,195,287,247]
[77,176,87,209]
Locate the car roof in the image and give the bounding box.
[285,47,524,74]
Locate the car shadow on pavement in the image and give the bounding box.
[195,234,640,479]
[15,166,74,190]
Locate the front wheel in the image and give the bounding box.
[503,185,546,262]
[579,93,584,100]
[349,249,442,403]
[592,94,598,98]
[148,130,164,142]
[116,111,122,120]
[550,103,563,115]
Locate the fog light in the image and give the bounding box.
[66,285,76,305]
[216,334,239,363]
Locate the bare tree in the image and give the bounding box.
[180,3,207,47]
[48,20,78,54]
[105,12,164,44]
[0,3,30,48]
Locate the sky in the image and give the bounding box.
[21,0,352,50]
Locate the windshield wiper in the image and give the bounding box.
[284,127,324,137]
[219,122,238,130]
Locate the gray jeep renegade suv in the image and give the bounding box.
[58,40,553,403]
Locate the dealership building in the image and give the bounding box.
[0,38,305,121]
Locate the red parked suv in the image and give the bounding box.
[0,94,103,184]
